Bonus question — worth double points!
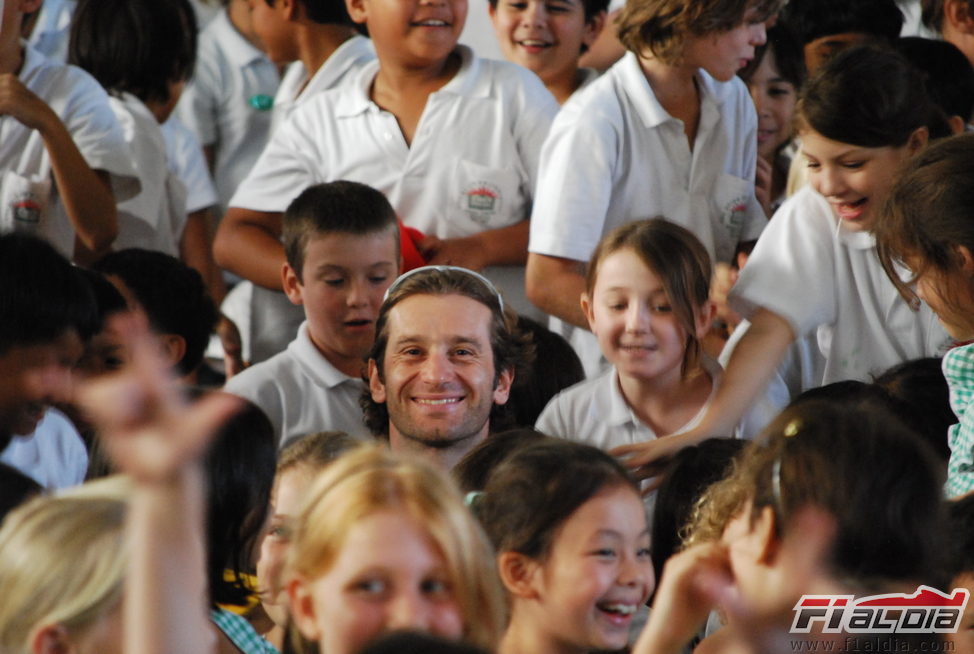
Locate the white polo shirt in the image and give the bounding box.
[271,35,375,131]
[1,408,87,490]
[174,8,280,216]
[529,51,764,268]
[232,46,558,316]
[162,117,219,214]
[224,321,370,446]
[730,185,951,386]
[0,44,138,259]
[535,357,722,451]
[111,93,187,257]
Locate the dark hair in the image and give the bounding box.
[0,463,43,527]
[797,45,948,148]
[362,268,533,436]
[283,181,399,282]
[453,428,549,495]
[0,234,97,355]
[505,317,584,428]
[201,396,277,607]
[478,439,640,558]
[75,267,128,334]
[873,358,953,463]
[896,37,974,123]
[775,397,944,583]
[651,438,745,584]
[261,0,355,25]
[780,0,903,47]
[93,249,218,376]
[586,218,712,378]
[947,494,974,579]
[68,0,197,104]
[738,22,806,90]
[618,0,781,63]
[876,134,974,317]
[486,0,609,22]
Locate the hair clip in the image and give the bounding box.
[464,490,485,509]
[783,419,801,438]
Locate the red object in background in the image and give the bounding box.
[398,220,428,272]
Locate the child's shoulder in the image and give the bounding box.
[18,45,109,104]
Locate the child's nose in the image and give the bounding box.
[750,21,767,46]
[387,591,430,632]
[346,278,370,307]
[817,167,848,198]
[625,303,649,333]
[522,2,546,26]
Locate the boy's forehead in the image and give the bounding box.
[304,230,400,261]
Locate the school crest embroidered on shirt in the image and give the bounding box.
[463,182,501,225]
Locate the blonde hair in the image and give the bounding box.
[0,477,129,653]
[286,445,505,652]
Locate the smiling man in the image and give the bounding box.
[363,266,529,469]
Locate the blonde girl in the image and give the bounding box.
[286,445,505,654]
[0,477,129,654]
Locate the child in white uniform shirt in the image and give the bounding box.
[216,0,373,364]
[215,0,558,321]
[526,0,779,373]
[537,219,722,453]
[614,46,952,477]
[175,0,280,219]
[224,182,401,445]
[0,0,135,262]
[69,0,198,259]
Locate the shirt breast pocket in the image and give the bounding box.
[0,171,50,236]
[453,159,525,233]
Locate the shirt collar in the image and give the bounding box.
[617,53,726,130]
[289,322,361,389]
[212,9,270,69]
[333,44,483,118]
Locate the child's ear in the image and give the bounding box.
[158,334,187,371]
[497,551,542,599]
[581,292,596,332]
[752,505,780,566]
[346,0,369,26]
[946,0,974,33]
[956,245,974,276]
[287,576,323,642]
[30,623,72,654]
[694,299,718,339]
[582,10,607,50]
[906,126,929,155]
[282,262,305,306]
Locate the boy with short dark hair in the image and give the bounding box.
[0,233,97,486]
[224,181,401,446]
[93,249,219,382]
[780,0,904,72]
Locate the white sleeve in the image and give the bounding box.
[227,108,323,213]
[529,99,620,263]
[729,187,837,338]
[174,47,221,147]
[511,72,559,196]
